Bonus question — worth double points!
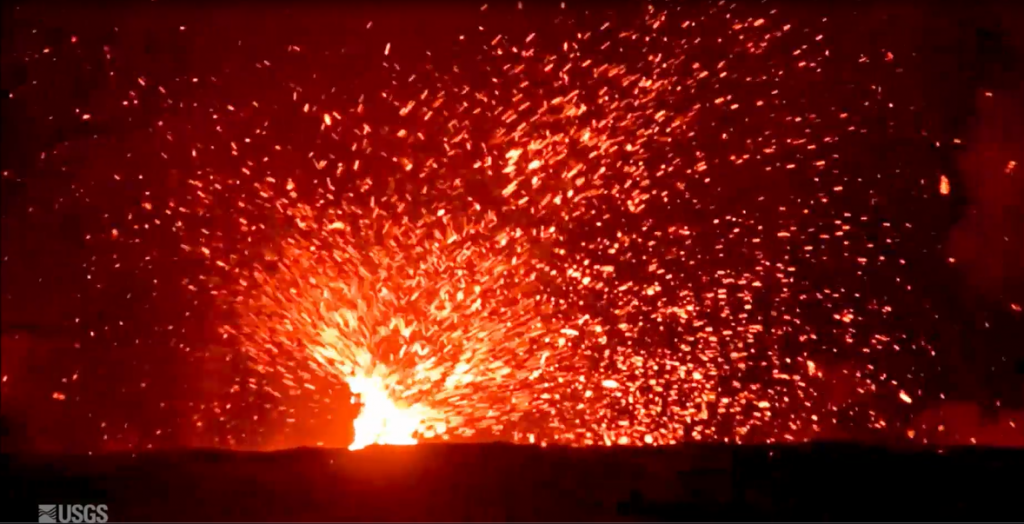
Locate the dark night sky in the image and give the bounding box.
[2,0,1022,452]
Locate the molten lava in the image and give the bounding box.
[346,374,429,450]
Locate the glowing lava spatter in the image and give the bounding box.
[200,3,924,446]
[50,1,939,450]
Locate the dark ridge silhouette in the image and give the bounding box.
[2,443,1021,521]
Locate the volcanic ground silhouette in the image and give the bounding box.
[3,443,1022,522]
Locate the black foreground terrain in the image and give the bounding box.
[3,443,1022,521]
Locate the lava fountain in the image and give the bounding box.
[223,204,559,449]
[346,373,435,450]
